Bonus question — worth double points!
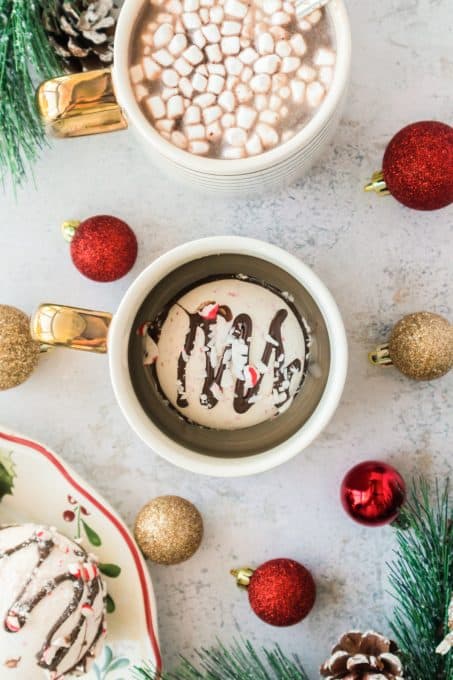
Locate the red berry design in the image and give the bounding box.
[63,510,75,522]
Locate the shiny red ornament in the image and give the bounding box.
[341,461,406,526]
[382,121,453,210]
[67,215,138,282]
[234,558,316,626]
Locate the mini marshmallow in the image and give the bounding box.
[146,95,166,119]
[153,22,174,48]
[297,64,316,81]
[171,130,189,149]
[314,47,335,66]
[166,0,182,13]
[192,29,207,48]
[162,68,180,87]
[280,104,288,118]
[207,74,225,93]
[279,85,291,99]
[201,0,214,5]
[189,140,210,154]
[221,112,235,128]
[224,0,248,18]
[200,8,210,23]
[221,20,241,35]
[162,86,179,100]
[254,54,280,74]
[235,82,253,102]
[193,92,216,106]
[203,104,222,123]
[218,90,236,111]
[271,11,291,25]
[184,0,199,9]
[192,71,208,91]
[143,57,161,80]
[257,32,274,55]
[155,118,175,131]
[179,76,194,97]
[281,129,294,142]
[210,6,224,22]
[168,33,187,56]
[186,123,206,139]
[205,43,223,62]
[298,18,311,31]
[141,32,154,46]
[269,25,288,40]
[153,48,174,66]
[184,104,202,124]
[306,80,324,107]
[281,56,300,73]
[236,105,257,130]
[197,63,209,75]
[202,23,221,42]
[307,8,322,24]
[254,93,268,110]
[134,83,148,101]
[225,56,243,75]
[221,36,240,55]
[167,94,185,117]
[222,145,245,158]
[241,65,253,82]
[174,56,193,75]
[130,64,144,84]
[207,63,226,74]
[269,94,281,110]
[290,79,305,103]
[272,72,287,90]
[290,33,306,56]
[250,73,271,93]
[225,126,247,146]
[259,109,279,125]
[256,122,279,147]
[239,47,258,65]
[184,45,204,64]
[245,132,263,155]
[206,120,222,140]
[226,74,239,89]
[263,0,281,13]
[182,11,201,28]
[275,39,291,58]
[319,65,333,86]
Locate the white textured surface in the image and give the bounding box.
[0,0,452,676]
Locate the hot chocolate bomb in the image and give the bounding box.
[0,524,107,678]
[141,278,310,429]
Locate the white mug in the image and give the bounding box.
[31,237,348,477]
[36,0,351,193]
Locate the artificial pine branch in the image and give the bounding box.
[133,640,308,680]
[388,478,452,680]
[0,0,63,188]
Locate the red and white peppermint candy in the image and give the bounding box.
[36,529,52,542]
[69,561,99,581]
[41,646,54,665]
[81,603,94,617]
[199,302,219,320]
[5,613,20,632]
[243,365,259,388]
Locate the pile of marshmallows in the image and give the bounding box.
[130,0,335,158]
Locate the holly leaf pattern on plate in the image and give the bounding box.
[99,563,122,578]
[0,449,15,502]
[82,519,102,546]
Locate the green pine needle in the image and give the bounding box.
[0,0,63,188]
[133,640,308,680]
[388,478,452,680]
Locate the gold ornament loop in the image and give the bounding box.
[364,170,390,196]
[368,343,392,367]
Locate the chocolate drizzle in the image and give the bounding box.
[0,526,105,677]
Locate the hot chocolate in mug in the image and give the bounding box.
[36,0,351,192]
[30,237,348,476]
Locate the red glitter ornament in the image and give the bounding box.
[232,558,316,626]
[63,215,138,282]
[341,461,406,526]
[365,121,453,210]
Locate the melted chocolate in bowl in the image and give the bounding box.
[128,254,331,457]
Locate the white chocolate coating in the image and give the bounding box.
[147,279,308,429]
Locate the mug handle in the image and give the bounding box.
[36,68,128,138]
[30,304,112,354]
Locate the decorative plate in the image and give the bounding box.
[0,427,161,679]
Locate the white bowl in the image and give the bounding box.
[113,0,351,193]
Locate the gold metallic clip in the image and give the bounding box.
[30,304,112,354]
[368,343,392,367]
[36,68,127,138]
[364,171,391,197]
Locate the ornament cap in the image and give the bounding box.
[61,220,81,243]
[368,343,393,367]
[231,567,254,588]
[364,170,390,196]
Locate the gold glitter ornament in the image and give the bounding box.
[0,305,41,390]
[369,311,453,380]
[134,495,203,565]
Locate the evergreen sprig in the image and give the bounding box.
[388,478,452,680]
[0,0,62,188]
[133,640,308,680]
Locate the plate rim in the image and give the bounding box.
[0,426,162,675]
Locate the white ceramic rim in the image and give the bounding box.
[113,0,351,176]
[108,237,348,477]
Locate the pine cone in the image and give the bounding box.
[43,0,120,71]
[320,631,404,679]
